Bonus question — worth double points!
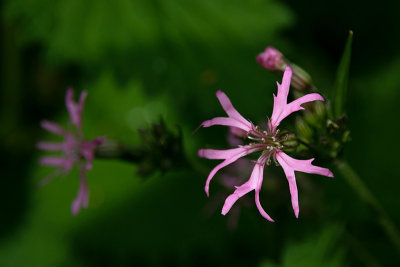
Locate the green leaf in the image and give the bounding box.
[332,30,353,119]
[3,0,293,66]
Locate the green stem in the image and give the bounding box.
[94,140,143,162]
[334,159,400,253]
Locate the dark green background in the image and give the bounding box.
[1,0,399,266]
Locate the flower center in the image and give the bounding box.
[245,125,294,166]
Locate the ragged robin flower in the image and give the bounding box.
[198,66,333,221]
[37,88,105,215]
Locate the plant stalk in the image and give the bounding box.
[335,159,400,253]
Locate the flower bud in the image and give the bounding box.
[256,46,286,71]
[257,46,313,92]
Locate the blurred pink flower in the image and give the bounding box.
[198,67,333,222]
[37,88,105,215]
[256,46,286,71]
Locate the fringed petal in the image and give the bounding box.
[216,90,252,130]
[39,156,75,172]
[276,152,334,178]
[276,151,333,217]
[255,189,274,222]
[222,160,273,221]
[270,67,324,130]
[36,142,64,151]
[200,117,252,132]
[40,120,65,136]
[201,146,257,196]
[222,183,253,215]
[65,88,87,130]
[198,147,250,160]
[71,167,89,215]
[199,90,253,132]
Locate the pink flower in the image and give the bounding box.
[37,88,105,215]
[198,67,333,221]
[256,46,286,71]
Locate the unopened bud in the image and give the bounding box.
[257,46,313,92]
[256,46,286,71]
[290,64,313,92]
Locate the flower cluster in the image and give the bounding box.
[198,67,333,221]
[37,89,105,215]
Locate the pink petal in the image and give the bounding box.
[39,156,75,172]
[288,93,324,113]
[36,142,64,151]
[276,152,334,178]
[80,137,106,168]
[40,120,65,136]
[269,67,324,130]
[65,88,86,130]
[272,93,325,127]
[71,167,89,215]
[255,189,274,222]
[199,146,258,196]
[216,91,252,130]
[229,127,247,138]
[63,133,79,153]
[271,67,292,119]
[78,90,88,113]
[201,117,252,132]
[252,162,274,221]
[275,151,333,218]
[222,160,274,222]
[198,147,249,160]
[277,159,299,218]
[221,184,253,215]
[200,91,253,132]
[204,156,248,197]
[65,89,78,124]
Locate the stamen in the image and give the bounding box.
[247,135,263,141]
[273,153,280,166]
[275,141,282,148]
[279,134,288,142]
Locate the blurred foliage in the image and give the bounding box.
[4,0,292,65]
[260,225,345,267]
[1,0,400,266]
